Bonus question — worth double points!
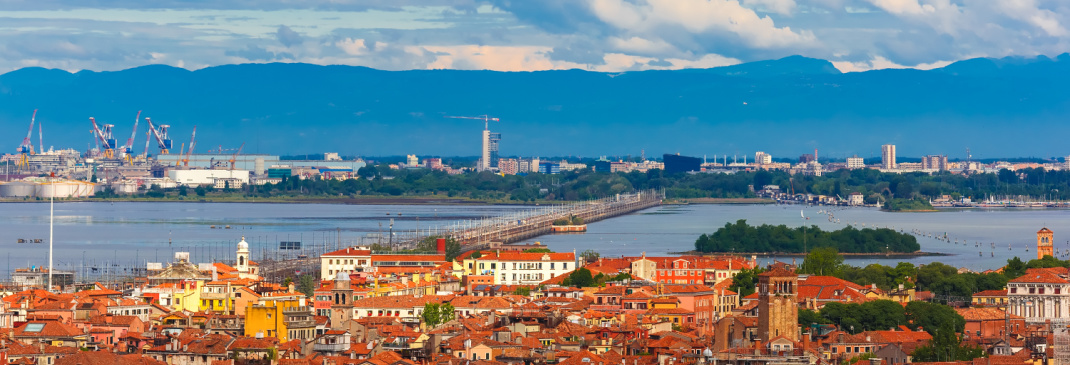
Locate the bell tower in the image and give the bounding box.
[758,267,799,342]
[1038,228,1054,260]
[236,236,250,273]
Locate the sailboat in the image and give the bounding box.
[801,210,808,220]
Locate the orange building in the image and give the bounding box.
[1038,227,1054,259]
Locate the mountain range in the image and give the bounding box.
[2,54,1069,159]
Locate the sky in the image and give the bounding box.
[0,0,1068,74]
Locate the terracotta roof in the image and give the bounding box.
[372,254,446,262]
[323,247,373,257]
[1009,268,1068,284]
[229,336,280,350]
[1039,228,1053,233]
[56,352,166,365]
[759,267,796,277]
[956,308,1023,321]
[475,251,576,262]
[14,321,83,338]
[351,295,453,309]
[973,289,1007,297]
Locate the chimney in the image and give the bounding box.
[288,282,295,293]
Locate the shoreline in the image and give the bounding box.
[672,251,949,258]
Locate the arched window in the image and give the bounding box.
[239,256,245,266]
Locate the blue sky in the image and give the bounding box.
[1,0,1068,73]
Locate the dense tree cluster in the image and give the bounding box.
[96,162,1070,203]
[694,220,920,254]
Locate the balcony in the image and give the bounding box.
[313,343,349,353]
[283,306,312,314]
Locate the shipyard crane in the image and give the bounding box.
[89,117,116,159]
[16,110,37,166]
[445,115,499,130]
[229,142,245,171]
[181,126,197,167]
[146,118,172,155]
[122,111,141,163]
[175,143,185,167]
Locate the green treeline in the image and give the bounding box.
[94,163,1070,202]
[694,220,920,253]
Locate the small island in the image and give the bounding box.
[693,219,921,254]
[882,198,937,212]
[551,215,587,233]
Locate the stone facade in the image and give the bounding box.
[758,267,799,342]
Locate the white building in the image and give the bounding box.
[755,152,772,165]
[881,145,897,169]
[320,247,373,280]
[1007,268,1070,324]
[406,154,419,167]
[846,156,865,169]
[462,251,575,285]
[848,192,864,206]
[168,169,250,187]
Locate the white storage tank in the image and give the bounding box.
[0,181,37,198]
[36,180,94,198]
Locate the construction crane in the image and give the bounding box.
[16,109,37,166]
[181,126,197,167]
[89,117,116,159]
[229,142,245,170]
[122,111,141,163]
[175,143,185,167]
[445,114,499,130]
[446,115,501,171]
[146,118,172,155]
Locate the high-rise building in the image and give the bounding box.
[921,155,948,171]
[881,144,897,169]
[846,156,865,169]
[479,130,502,171]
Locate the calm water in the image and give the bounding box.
[1,202,1068,278]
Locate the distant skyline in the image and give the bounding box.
[1,0,1069,73]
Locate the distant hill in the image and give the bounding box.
[1,54,1069,158]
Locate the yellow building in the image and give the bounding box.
[244,294,315,343]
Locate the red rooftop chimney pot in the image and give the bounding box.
[437,238,446,254]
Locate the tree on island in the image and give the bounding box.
[694,220,920,254]
[798,247,846,276]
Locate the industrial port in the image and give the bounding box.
[1,110,367,198]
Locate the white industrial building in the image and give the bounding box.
[168,169,250,187]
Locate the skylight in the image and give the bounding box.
[24,323,45,333]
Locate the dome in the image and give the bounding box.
[335,271,351,282]
[237,236,249,251]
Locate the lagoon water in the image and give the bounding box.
[1,202,1068,278]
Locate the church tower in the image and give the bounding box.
[236,236,250,274]
[758,267,799,342]
[330,272,354,330]
[1038,228,1054,260]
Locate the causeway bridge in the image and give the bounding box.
[258,190,663,280]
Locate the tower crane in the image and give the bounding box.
[122,111,141,163]
[446,115,500,171]
[181,126,197,167]
[146,118,172,155]
[445,115,499,130]
[229,142,245,171]
[16,109,37,166]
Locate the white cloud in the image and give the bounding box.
[336,38,368,55]
[742,0,797,15]
[831,55,951,72]
[608,36,676,54]
[589,0,816,48]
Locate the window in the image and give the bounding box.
[1011,288,1017,294]
[1041,288,1046,294]
[551,263,555,269]
[1030,288,1036,294]
[1058,288,1062,294]
[564,263,568,270]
